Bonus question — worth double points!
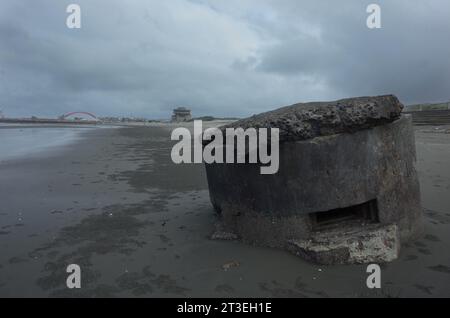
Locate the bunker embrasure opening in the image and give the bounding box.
[310,199,379,231]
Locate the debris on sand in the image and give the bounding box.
[222,261,240,271]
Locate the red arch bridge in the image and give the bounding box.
[60,112,99,121]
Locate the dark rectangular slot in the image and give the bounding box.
[310,199,379,231]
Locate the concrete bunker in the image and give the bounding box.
[204,95,423,264]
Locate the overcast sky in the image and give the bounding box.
[1,0,449,119]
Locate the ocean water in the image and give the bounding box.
[0,124,94,163]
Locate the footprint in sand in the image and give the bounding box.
[414,284,434,295]
[404,255,418,261]
[424,234,441,242]
[428,265,450,274]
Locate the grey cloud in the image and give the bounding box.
[254,0,450,104]
[0,0,449,119]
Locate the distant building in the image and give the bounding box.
[405,101,450,112]
[171,107,192,122]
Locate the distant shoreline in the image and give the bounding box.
[0,124,97,163]
[0,118,98,125]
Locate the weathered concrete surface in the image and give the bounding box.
[219,95,404,142]
[205,95,423,264]
[206,116,422,243]
[287,224,400,265]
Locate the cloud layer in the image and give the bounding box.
[1,0,449,118]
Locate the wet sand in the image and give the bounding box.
[0,124,449,297]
